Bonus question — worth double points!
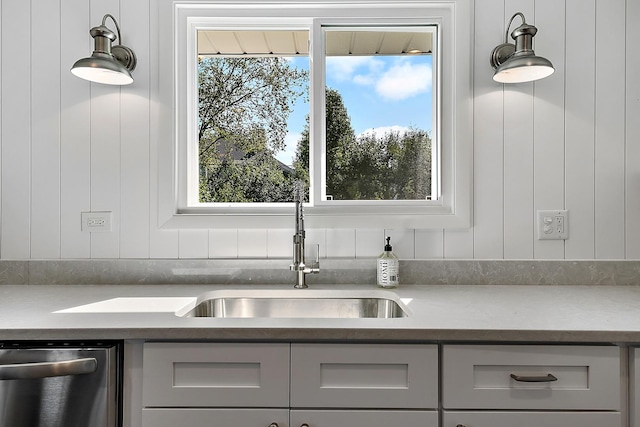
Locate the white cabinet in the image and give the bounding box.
[290,343,439,427]
[291,410,438,427]
[290,343,438,409]
[142,342,290,427]
[140,342,623,427]
[443,411,621,427]
[142,342,438,427]
[143,408,289,427]
[143,342,289,408]
[442,345,622,427]
[443,344,620,410]
[632,347,640,427]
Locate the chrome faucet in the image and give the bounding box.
[290,182,319,288]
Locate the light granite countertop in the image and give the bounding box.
[2,284,640,343]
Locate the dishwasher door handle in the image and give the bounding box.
[0,357,98,380]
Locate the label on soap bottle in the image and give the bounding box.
[377,258,399,288]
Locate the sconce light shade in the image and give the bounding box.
[490,12,554,84]
[71,14,136,85]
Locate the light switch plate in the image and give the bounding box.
[537,210,568,240]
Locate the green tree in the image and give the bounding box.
[198,57,307,202]
[294,88,432,201]
[293,87,356,197]
[338,131,387,200]
[393,129,432,199]
[199,128,297,203]
[325,88,357,197]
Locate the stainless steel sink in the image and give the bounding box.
[178,290,409,319]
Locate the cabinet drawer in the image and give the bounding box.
[442,345,620,410]
[443,411,621,427]
[291,410,438,427]
[290,343,438,409]
[143,408,289,427]
[632,348,640,427]
[143,342,289,407]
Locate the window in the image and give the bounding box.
[196,29,310,204]
[320,26,437,202]
[157,1,472,229]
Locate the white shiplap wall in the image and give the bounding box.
[0,0,639,260]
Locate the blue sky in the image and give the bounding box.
[278,54,433,166]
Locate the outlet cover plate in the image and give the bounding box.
[81,211,112,233]
[537,210,568,240]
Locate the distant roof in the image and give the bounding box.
[216,139,294,175]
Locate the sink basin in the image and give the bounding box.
[178,290,409,319]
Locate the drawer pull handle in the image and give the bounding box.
[510,373,558,382]
[268,424,279,427]
[300,424,309,427]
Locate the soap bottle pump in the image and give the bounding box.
[377,236,399,288]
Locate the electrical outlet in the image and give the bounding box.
[537,210,568,240]
[81,211,112,233]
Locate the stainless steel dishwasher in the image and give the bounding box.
[0,342,120,427]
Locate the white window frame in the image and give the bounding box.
[155,0,473,229]
[316,23,440,206]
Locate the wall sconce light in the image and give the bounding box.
[490,12,554,84]
[71,14,136,85]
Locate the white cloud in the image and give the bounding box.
[353,74,375,85]
[326,56,384,82]
[358,125,410,139]
[328,56,432,102]
[375,62,432,101]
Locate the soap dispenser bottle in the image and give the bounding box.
[377,237,399,288]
